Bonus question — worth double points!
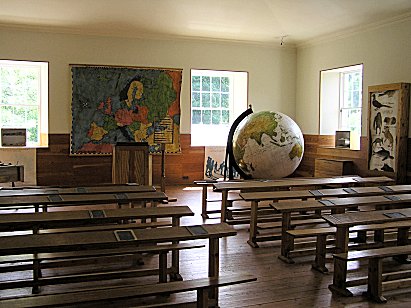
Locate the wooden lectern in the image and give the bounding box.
[112,142,149,185]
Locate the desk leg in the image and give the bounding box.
[159,251,168,283]
[393,227,411,264]
[365,258,387,303]
[201,185,209,219]
[208,238,219,304]
[329,226,353,297]
[247,201,259,248]
[32,256,41,294]
[220,190,228,222]
[278,212,293,263]
[170,217,183,281]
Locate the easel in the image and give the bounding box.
[154,116,177,203]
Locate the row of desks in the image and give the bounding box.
[0,184,239,302]
[196,176,394,221]
[323,208,411,297]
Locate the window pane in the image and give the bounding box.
[221,94,229,108]
[212,110,221,124]
[0,66,39,105]
[202,110,211,124]
[192,110,201,124]
[192,76,200,91]
[192,92,200,107]
[212,93,220,108]
[222,110,230,124]
[341,108,361,133]
[202,93,210,107]
[352,91,360,107]
[221,77,229,92]
[202,76,210,91]
[212,77,221,92]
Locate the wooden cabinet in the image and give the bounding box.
[314,158,353,177]
[367,83,410,183]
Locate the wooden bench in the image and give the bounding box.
[0,273,257,308]
[0,243,205,293]
[333,245,411,303]
[285,219,411,272]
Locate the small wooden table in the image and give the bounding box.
[323,208,411,297]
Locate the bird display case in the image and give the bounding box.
[367,83,410,183]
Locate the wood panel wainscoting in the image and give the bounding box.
[36,133,409,186]
[36,134,204,186]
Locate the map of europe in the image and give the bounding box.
[71,66,182,155]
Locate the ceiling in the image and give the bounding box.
[1,0,411,46]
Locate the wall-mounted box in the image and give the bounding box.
[1,128,26,146]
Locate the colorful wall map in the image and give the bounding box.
[70,65,182,155]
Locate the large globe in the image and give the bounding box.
[232,111,304,179]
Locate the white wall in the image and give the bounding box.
[0,27,296,184]
[0,28,297,134]
[296,17,411,135]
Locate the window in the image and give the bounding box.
[0,60,48,147]
[190,69,248,146]
[320,64,363,150]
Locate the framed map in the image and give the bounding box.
[70,65,182,155]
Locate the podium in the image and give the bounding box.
[112,142,149,185]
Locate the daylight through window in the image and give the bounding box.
[320,64,363,150]
[190,69,248,146]
[0,60,48,147]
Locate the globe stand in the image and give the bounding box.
[224,106,253,180]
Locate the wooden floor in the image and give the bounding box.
[2,184,411,307]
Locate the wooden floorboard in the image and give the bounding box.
[2,185,411,307]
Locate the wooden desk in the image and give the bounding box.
[323,208,411,297]
[0,184,156,197]
[241,185,411,247]
[0,206,193,283]
[214,176,394,223]
[273,194,411,257]
[0,191,168,212]
[0,206,193,233]
[0,223,236,300]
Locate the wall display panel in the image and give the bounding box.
[368,83,410,183]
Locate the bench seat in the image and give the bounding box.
[283,220,411,272]
[333,245,411,303]
[0,243,205,293]
[0,274,257,308]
